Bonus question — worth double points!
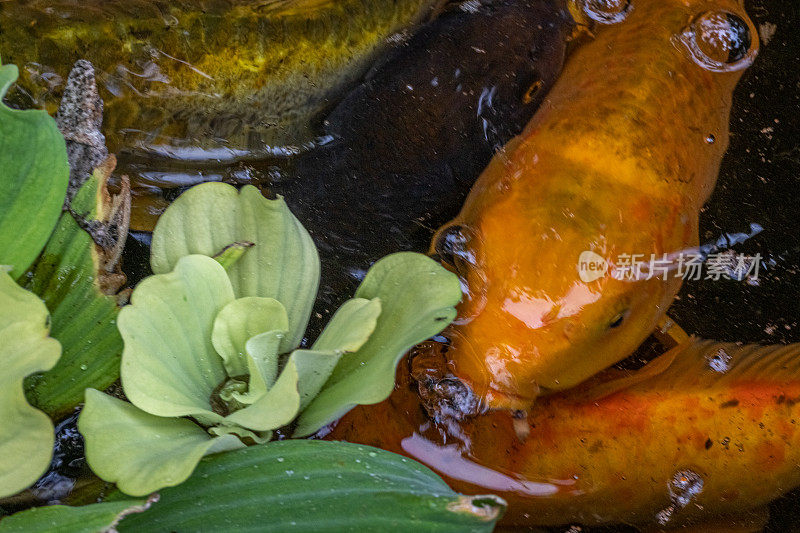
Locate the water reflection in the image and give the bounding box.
[402,432,564,497]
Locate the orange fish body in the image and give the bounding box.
[432,0,759,410]
[328,340,800,528]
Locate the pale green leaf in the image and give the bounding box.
[295,253,461,437]
[150,183,320,350]
[208,425,272,445]
[0,499,148,533]
[312,297,381,352]
[211,296,288,377]
[222,346,353,431]
[274,298,384,414]
[222,357,301,432]
[79,389,244,497]
[291,349,344,411]
[0,271,61,498]
[116,440,506,532]
[0,62,69,278]
[119,255,233,420]
[0,269,51,333]
[232,330,284,405]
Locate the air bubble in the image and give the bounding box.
[580,0,632,24]
[656,469,704,525]
[707,348,731,372]
[675,11,758,72]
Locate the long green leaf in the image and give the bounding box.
[0,62,69,278]
[24,172,123,418]
[116,440,505,532]
[150,183,320,350]
[0,500,147,533]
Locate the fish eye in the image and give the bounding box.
[579,0,632,25]
[608,310,628,329]
[678,11,758,72]
[434,225,472,269]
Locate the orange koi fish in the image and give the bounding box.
[429,0,759,411]
[328,339,800,529]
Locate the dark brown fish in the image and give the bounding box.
[0,0,442,151]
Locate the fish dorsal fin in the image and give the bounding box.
[639,337,800,391]
[577,344,683,402]
[577,338,800,401]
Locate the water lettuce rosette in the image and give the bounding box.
[79,183,462,496]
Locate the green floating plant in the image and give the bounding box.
[0,270,61,498]
[0,441,505,532]
[80,183,462,496]
[0,59,69,278]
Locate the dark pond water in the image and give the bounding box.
[674,1,800,530]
